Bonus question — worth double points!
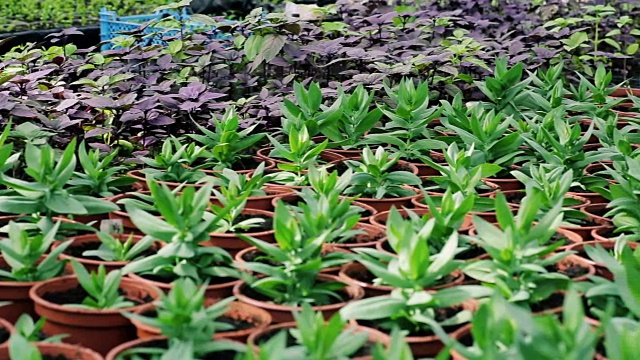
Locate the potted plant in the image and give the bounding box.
[233,203,363,323]
[248,304,389,360]
[186,106,267,173]
[463,192,595,312]
[340,207,466,298]
[342,147,421,212]
[0,221,70,323]
[55,232,158,273]
[5,334,103,360]
[121,179,245,299]
[29,262,160,355]
[126,278,271,343]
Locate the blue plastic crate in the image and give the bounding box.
[99,7,229,50]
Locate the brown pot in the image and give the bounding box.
[369,208,473,232]
[339,262,465,298]
[233,274,364,323]
[494,191,590,210]
[234,245,352,275]
[552,254,596,282]
[0,341,103,360]
[108,192,152,232]
[131,300,272,343]
[54,234,160,273]
[559,215,610,242]
[201,209,275,255]
[591,226,624,242]
[256,148,345,164]
[127,273,241,300]
[565,241,638,280]
[0,318,14,348]
[197,158,277,176]
[325,222,386,250]
[610,87,640,98]
[467,225,583,246]
[0,256,43,324]
[247,322,389,360]
[410,162,445,177]
[343,187,421,213]
[355,301,476,358]
[105,336,248,360]
[212,187,294,212]
[272,194,378,224]
[127,170,211,191]
[29,275,161,355]
[582,203,612,224]
[566,191,608,207]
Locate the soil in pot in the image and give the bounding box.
[41,286,153,306]
[530,292,565,314]
[128,273,240,300]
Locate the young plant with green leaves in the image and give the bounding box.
[82,232,156,262]
[475,58,536,118]
[0,221,70,282]
[122,179,241,285]
[365,78,445,162]
[463,192,574,306]
[186,107,265,170]
[68,262,134,310]
[421,142,501,196]
[238,203,349,306]
[211,162,276,198]
[418,189,476,254]
[281,81,343,137]
[440,97,524,168]
[139,137,209,184]
[599,157,640,240]
[67,141,136,197]
[0,139,118,218]
[13,313,66,343]
[125,278,236,342]
[340,207,492,335]
[432,290,600,360]
[320,84,383,150]
[344,147,420,199]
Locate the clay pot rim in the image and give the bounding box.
[209,208,276,239]
[369,208,473,232]
[128,272,242,292]
[339,262,465,292]
[0,317,15,343]
[130,300,272,339]
[256,148,345,164]
[105,335,167,360]
[232,274,364,313]
[23,341,104,360]
[234,245,352,269]
[196,158,277,175]
[127,169,212,188]
[557,254,596,281]
[29,275,161,316]
[564,240,638,265]
[466,224,583,244]
[324,222,386,249]
[53,233,151,268]
[0,255,54,288]
[342,187,421,203]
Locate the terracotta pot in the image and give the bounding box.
[131,300,272,343]
[29,275,161,355]
[325,222,386,250]
[247,322,389,360]
[482,176,524,191]
[127,170,211,191]
[494,191,590,210]
[355,301,476,357]
[410,162,445,177]
[212,187,294,212]
[54,234,160,273]
[467,225,583,246]
[256,148,345,164]
[201,209,275,255]
[559,214,611,242]
[108,192,152,232]
[369,208,473,232]
[610,87,640,98]
[0,341,103,360]
[582,203,612,224]
[565,241,638,280]
[0,318,14,348]
[128,273,241,300]
[339,262,465,298]
[233,274,364,323]
[272,194,378,224]
[342,187,421,213]
[0,256,44,324]
[552,254,596,282]
[64,213,111,228]
[566,191,608,206]
[234,245,352,275]
[196,158,277,176]
[591,226,624,242]
[323,148,364,159]
[105,336,246,360]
